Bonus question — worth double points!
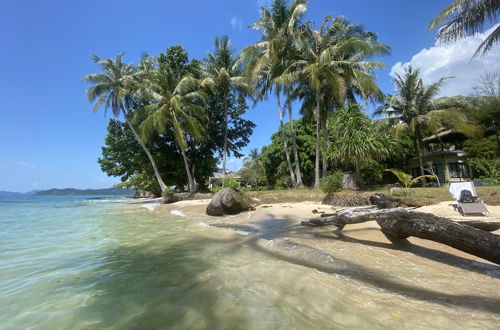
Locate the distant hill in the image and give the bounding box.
[0,191,23,196]
[35,188,132,196]
[0,190,41,196]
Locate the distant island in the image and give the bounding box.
[0,190,40,196]
[35,187,132,196]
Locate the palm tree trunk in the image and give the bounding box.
[322,118,329,178]
[277,91,296,186]
[222,88,229,177]
[180,147,196,193]
[286,98,304,188]
[415,129,427,187]
[122,110,167,192]
[314,94,321,189]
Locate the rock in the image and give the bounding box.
[369,194,395,209]
[206,188,252,216]
[342,172,358,190]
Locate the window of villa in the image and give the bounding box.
[411,167,419,178]
[448,163,470,178]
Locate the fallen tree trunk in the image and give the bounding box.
[302,207,500,265]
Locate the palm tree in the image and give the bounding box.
[83,53,168,192]
[375,66,479,186]
[134,64,206,193]
[328,103,396,181]
[240,0,308,187]
[202,36,257,176]
[280,16,388,188]
[429,0,500,57]
[244,148,261,163]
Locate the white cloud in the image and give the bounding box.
[230,16,243,31]
[390,24,500,97]
[32,182,38,186]
[18,161,37,169]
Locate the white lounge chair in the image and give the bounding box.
[449,182,488,216]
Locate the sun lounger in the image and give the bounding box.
[449,182,488,216]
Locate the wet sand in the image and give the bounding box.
[157,199,500,265]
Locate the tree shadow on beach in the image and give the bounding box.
[239,236,500,315]
[312,230,500,279]
[62,236,249,329]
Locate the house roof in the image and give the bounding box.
[410,149,466,161]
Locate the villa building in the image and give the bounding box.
[407,130,473,184]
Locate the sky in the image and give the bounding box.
[0,0,498,192]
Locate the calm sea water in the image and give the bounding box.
[1,195,499,329]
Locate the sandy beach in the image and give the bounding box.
[155,199,500,267]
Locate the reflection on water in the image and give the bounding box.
[0,196,499,329]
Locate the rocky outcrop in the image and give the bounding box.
[206,188,252,216]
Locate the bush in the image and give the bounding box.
[468,157,500,184]
[221,177,240,189]
[320,171,344,194]
[162,188,175,203]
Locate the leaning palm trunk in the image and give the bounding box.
[277,92,296,186]
[180,147,197,193]
[222,88,229,177]
[322,118,329,178]
[286,100,304,187]
[123,110,167,192]
[415,128,427,187]
[314,95,321,189]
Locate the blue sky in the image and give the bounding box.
[1,0,498,192]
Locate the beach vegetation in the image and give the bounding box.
[319,171,344,194]
[385,168,438,194]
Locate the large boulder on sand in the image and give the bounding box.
[206,188,252,216]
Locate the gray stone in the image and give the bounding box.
[206,188,252,216]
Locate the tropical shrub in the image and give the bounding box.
[385,169,437,194]
[162,188,175,203]
[467,158,500,184]
[320,171,344,194]
[221,177,240,189]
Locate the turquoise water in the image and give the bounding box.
[1,195,499,329]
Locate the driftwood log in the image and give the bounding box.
[302,206,500,265]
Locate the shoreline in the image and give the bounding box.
[150,198,500,267]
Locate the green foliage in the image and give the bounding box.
[162,188,175,203]
[239,158,266,190]
[320,171,344,194]
[261,118,316,187]
[360,160,386,186]
[464,136,498,159]
[328,104,398,171]
[467,158,500,184]
[385,169,437,194]
[221,177,240,189]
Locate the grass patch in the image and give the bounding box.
[242,185,500,206]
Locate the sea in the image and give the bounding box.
[1,195,499,329]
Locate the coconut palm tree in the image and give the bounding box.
[429,0,500,58]
[240,0,308,187]
[375,66,479,186]
[83,53,168,192]
[202,36,257,176]
[134,64,206,193]
[280,16,388,188]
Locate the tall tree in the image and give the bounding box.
[429,0,500,57]
[134,63,206,193]
[203,36,256,176]
[241,0,308,187]
[280,16,388,188]
[83,53,168,192]
[375,66,479,185]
